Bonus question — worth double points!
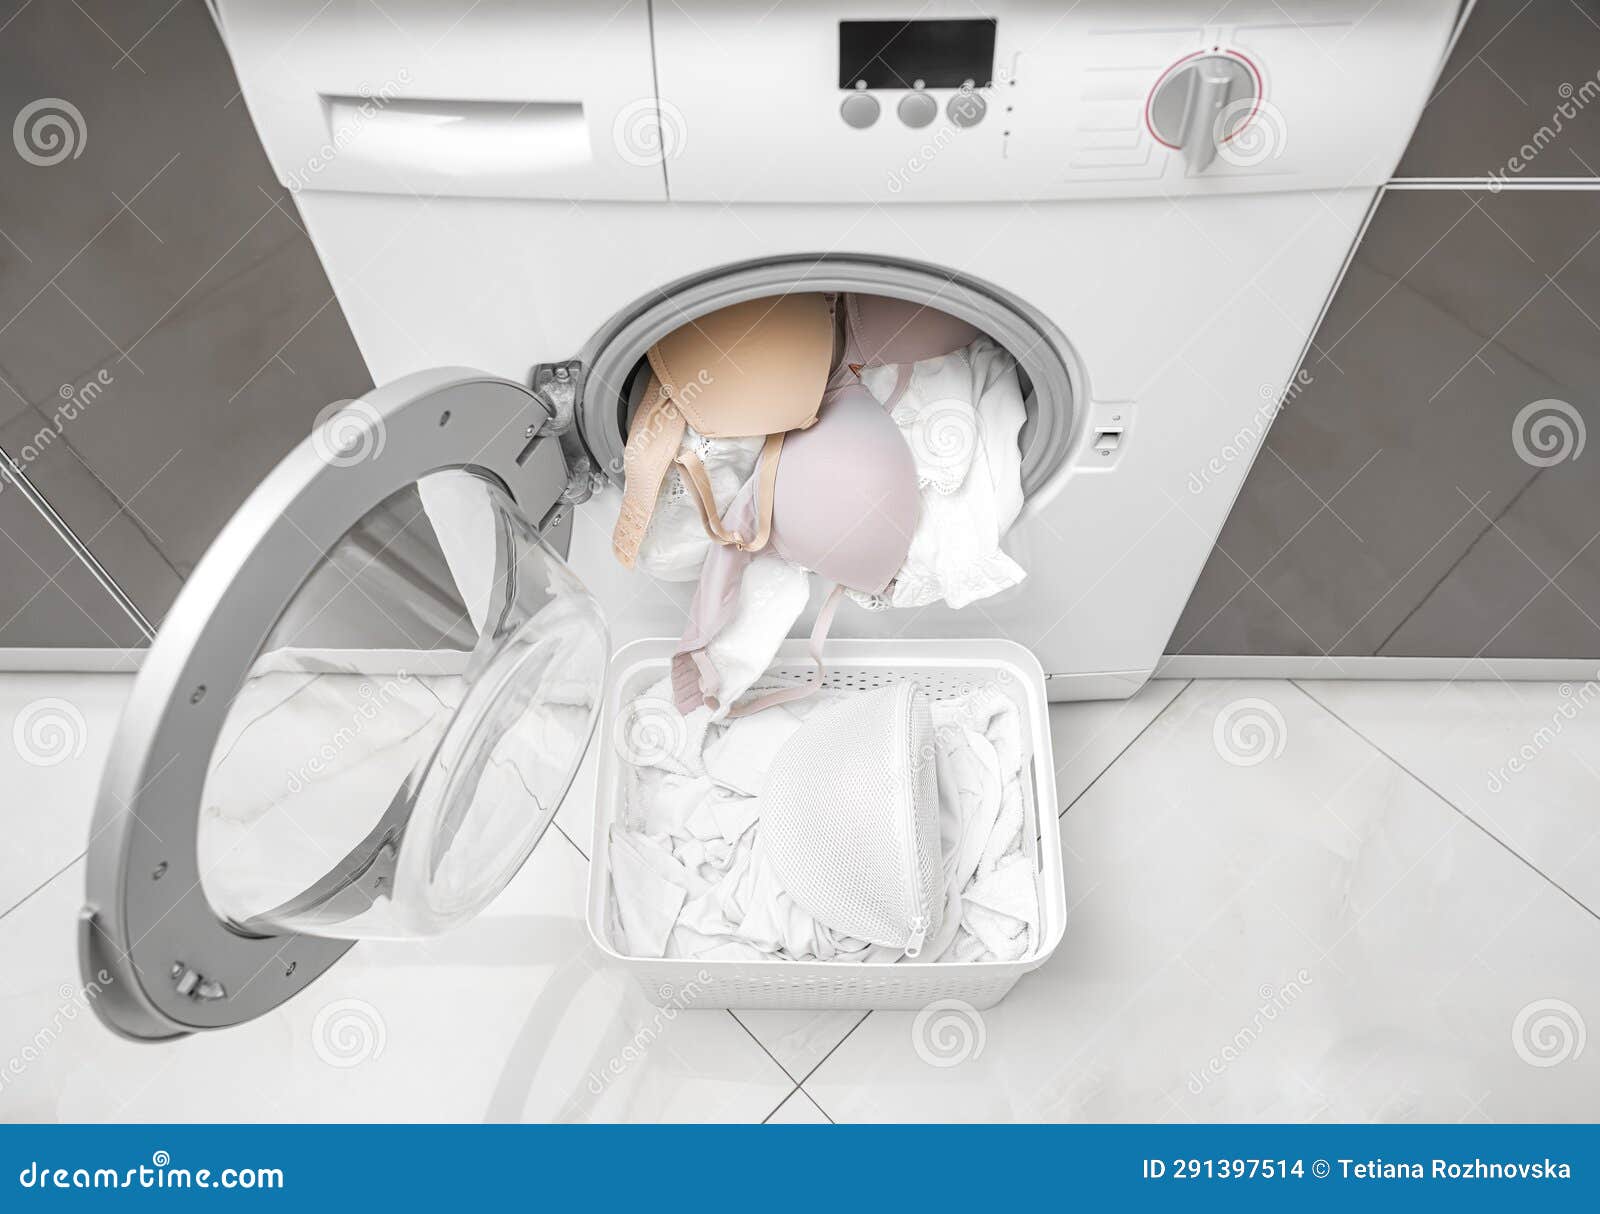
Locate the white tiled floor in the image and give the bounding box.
[3,674,1596,1123]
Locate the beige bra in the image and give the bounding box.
[611,294,834,568]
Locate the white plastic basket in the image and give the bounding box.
[585,637,1067,1010]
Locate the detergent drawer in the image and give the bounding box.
[210,0,665,200]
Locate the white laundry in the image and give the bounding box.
[607,675,1041,964]
[697,549,813,721]
[858,336,1027,610]
[635,428,765,582]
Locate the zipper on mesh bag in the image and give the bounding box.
[895,682,934,958]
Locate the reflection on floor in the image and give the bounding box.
[2,674,1596,1122]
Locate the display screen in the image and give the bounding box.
[838,19,997,90]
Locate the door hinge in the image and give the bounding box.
[530,360,601,509]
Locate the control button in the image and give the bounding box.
[898,91,938,129]
[840,92,881,129]
[948,91,987,128]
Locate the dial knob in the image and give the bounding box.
[1148,54,1259,172]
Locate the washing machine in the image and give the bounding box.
[81,0,1465,1039]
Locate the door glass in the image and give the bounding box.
[195,468,606,940]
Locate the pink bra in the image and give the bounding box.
[672,381,919,715]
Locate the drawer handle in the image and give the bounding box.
[320,96,590,175]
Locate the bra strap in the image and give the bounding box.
[611,373,687,568]
[727,581,845,717]
[678,431,784,553]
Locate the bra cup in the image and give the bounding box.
[771,385,919,595]
[846,294,983,368]
[649,294,834,437]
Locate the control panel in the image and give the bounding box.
[651,0,1461,203]
[836,19,997,133]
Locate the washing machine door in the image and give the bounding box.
[80,368,609,1040]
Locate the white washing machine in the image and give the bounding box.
[82,0,1464,1039]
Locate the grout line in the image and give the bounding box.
[1370,468,1545,655]
[1289,679,1600,926]
[801,1085,837,1123]
[0,848,86,924]
[729,1009,805,1087]
[1057,679,1196,819]
[550,820,587,863]
[795,1010,872,1087]
[760,1083,802,1124]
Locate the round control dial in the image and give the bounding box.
[1146,53,1261,171]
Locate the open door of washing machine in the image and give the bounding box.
[80,368,610,1041]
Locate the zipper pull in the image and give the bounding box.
[905,915,929,959]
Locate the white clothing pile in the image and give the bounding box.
[857,336,1027,610]
[607,676,1041,963]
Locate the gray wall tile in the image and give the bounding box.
[0,462,145,648]
[1398,0,1600,180]
[1,407,181,627]
[1171,189,1598,659]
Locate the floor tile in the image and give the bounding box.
[1300,679,1600,916]
[0,673,132,917]
[804,680,1600,1122]
[733,1010,868,1084]
[765,1088,831,1124]
[1049,679,1187,811]
[0,834,792,1122]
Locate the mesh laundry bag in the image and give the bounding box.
[760,682,944,956]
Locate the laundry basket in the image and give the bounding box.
[585,637,1067,1010]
